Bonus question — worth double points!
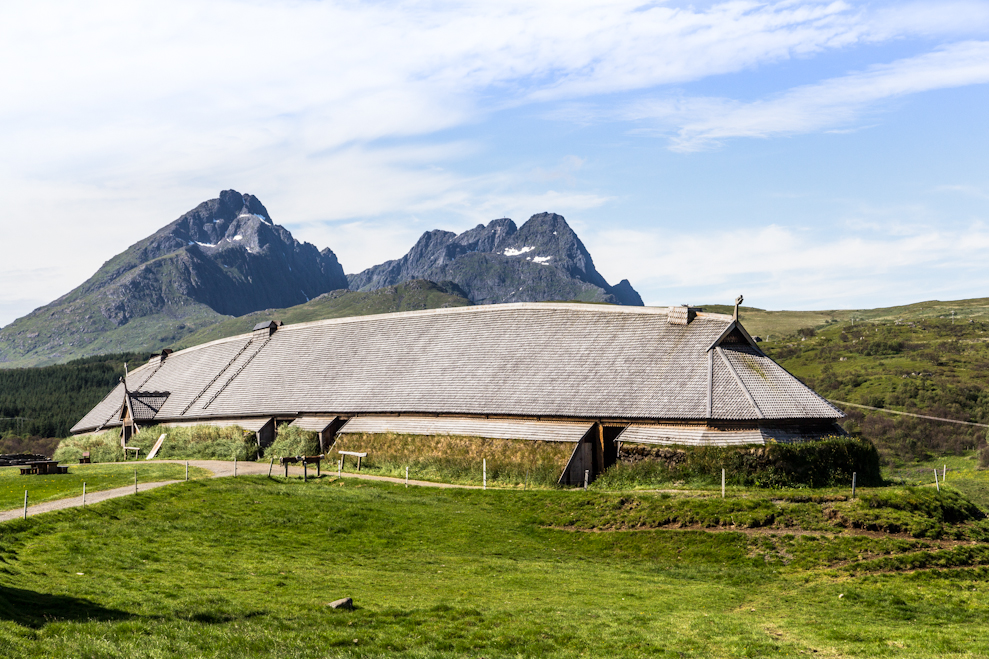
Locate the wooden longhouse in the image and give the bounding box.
[72,303,844,484]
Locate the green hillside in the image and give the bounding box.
[705,297,989,340]
[1,476,987,657]
[173,280,471,348]
[759,316,989,463]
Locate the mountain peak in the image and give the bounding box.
[348,212,641,306]
[0,191,348,367]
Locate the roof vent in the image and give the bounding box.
[667,306,698,325]
[253,320,278,338]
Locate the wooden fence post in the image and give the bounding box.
[23,491,27,519]
[934,468,940,493]
[852,472,857,499]
[584,469,589,491]
[722,469,726,499]
[83,482,86,506]
[483,459,487,490]
[405,466,409,488]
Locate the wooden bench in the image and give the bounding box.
[123,447,141,460]
[337,451,367,472]
[79,452,91,464]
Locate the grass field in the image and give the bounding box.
[0,474,987,658]
[0,463,211,511]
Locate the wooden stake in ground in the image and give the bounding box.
[405,466,409,488]
[943,464,947,483]
[134,469,138,494]
[186,461,189,481]
[268,458,274,477]
[852,472,857,499]
[23,491,27,519]
[234,458,237,477]
[483,459,487,490]
[83,482,86,506]
[934,468,940,493]
[721,469,726,498]
[584,470,588,491]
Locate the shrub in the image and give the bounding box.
[596,436,882,490]
[56,425,260,462]
[53,429,124,463]
[265,425,320,459]
[331,432,574,487]
[0,434,61,458]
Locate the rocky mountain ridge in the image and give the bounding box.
[0,190,348,367]
[348,212,642,306]
[0,192,643,368]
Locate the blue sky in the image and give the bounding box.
[2,0,989,326]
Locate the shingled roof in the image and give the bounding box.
[71,303,842,434]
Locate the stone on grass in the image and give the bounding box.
[328,597,353,610]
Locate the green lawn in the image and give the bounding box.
[0,476,986,657]
[0,463,211,511]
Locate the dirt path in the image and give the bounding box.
[0,460,480,523]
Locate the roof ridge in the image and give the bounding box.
[161,303,737,362]
[277,302,735,335]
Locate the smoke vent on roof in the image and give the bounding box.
[149,348,173,364]
[667,306,698,325]
[253,320,278,338]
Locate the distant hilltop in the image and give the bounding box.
[0,190,643,368]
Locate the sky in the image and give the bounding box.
[2,0,989,327]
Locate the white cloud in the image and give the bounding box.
[590,221,989,309]
[1,1,988,325]
[617,41,989,150]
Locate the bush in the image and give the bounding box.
[596,436,882,489]
[54,425,260,463]
[0,434,61,458]
[53,429,124,463]
[265,425,320,459]
[331,432,574,487]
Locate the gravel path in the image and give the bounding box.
[0,459,481,522]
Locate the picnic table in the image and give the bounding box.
[19,460,68,475]
[279,455,325,481]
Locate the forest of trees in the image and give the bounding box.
[0,352,146,445]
